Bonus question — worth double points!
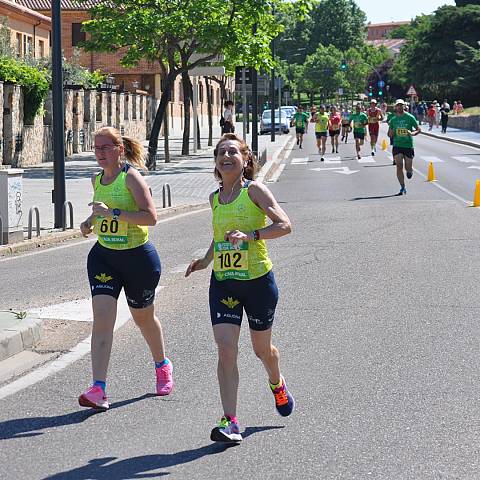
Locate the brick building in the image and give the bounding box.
[367,21,410,41]
[0,0,50,58]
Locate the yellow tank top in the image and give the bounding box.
[93,164,148,250]
[212,184,272,281]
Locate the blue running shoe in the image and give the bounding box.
[399,186,407,195]
[406,170,413,179]
[271,377,295,417]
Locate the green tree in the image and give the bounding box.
[389,5,480,103]
[82,0,311,168]
[307,0,366,53]
[455,0,480,6]
[453,40,480,99]
[302,44,345,102]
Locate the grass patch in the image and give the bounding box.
[458,106,480,116]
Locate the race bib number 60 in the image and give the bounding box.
[97,217,128,245]
[214,241,249,280]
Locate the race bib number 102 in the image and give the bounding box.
[214,241,249,280]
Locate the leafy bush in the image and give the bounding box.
[0,56,49,123]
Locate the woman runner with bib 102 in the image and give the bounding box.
[185,133,294,443]
[78,127,173,411]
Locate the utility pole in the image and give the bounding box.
[51,0,66,228]
[251,23,258,158]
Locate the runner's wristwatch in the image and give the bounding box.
[112,208,121,219]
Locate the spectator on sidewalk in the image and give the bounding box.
[78,126,174,411]
[427,104,436,131]
[222,100,235,134]
[440,105,449,133]
[456,100,464,115]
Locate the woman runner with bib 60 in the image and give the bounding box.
[78,127,173,411]
[185,133,294,443]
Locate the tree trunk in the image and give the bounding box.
[163,104,170,163]
[181,71,191,156]
[147,70,176,170]
[206,77,213,146]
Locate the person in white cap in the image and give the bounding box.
[388,99,421,195]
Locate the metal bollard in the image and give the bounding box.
[162,184,172,208]
[27,206,41,239]
[62,201,74,231]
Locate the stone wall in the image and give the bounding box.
[448,115,480,133]
[1,87,152,167]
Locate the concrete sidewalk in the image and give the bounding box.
[0,126,294,367]
[421,125,480,149]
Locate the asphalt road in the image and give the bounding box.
[2,128,480,479]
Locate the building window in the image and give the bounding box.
[199,83,204,103]
[72,23,86,47]
[38,40,45,58]
[26,36,33,57]
[16,33,22,57]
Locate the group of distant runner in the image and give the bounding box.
[292,98,421,195]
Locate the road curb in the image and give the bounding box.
[0,202,208,258]
[0,314,43,362]
[421,131,480,149]
[257,135,293,183]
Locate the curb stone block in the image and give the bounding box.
[0,330,23,362]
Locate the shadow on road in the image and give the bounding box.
[42,426,283,479]
[0,394,155,440]
[350,193,401,201]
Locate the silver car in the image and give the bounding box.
[260,110,290,135]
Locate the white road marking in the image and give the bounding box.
[0,208,210,263]
[453,156,479,164]
[291,157,309,164]
[467,166,480,170]
[412,167,470,205]
[357,156,376,163]
[324,156,341,164]
[310,167,359,175]
[420,156,444,163]
[0,286,164,400]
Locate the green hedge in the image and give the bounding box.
[0,56,49,124]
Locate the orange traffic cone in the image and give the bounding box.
[427,162,436,182]
[473,180,480,207]
[381,139,388,151]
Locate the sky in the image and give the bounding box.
[355,0,456,23]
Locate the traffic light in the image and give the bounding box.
[368,85,373,97]
[378,90,383,96]
[340,59,347,70]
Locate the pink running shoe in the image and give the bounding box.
[156,359,174,396]
[78,385,109,411]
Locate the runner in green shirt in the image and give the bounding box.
[291,106,309,149]
[311,105,329,161]
[349,104,368,159]
[388,99,421,195]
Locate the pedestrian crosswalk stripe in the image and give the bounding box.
[291,157,309,164]
[420,156,444,163]
[452,156,479,164]
[357,156,375,163]
[324,156,341,164]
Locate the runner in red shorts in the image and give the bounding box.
[367,99,383,156]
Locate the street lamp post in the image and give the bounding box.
[51,0,66,228]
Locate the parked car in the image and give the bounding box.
[281,105,297,121]
[260,110,290,135]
